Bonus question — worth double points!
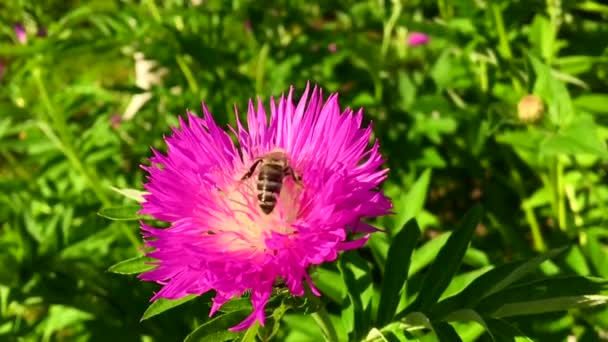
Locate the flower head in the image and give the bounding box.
[139,84,391,330]
[407,32,430,46]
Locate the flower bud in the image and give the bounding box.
[517,94,544,123]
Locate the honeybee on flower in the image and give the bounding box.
[139,84,391,330]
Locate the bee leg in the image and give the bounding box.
[284,167,303,187]
[241,159,262,180]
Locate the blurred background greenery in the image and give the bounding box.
[1,0,608,341]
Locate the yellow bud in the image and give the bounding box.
[517,95,544,123]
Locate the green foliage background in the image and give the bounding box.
[1,0,608,341]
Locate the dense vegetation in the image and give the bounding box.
[1,0,608,341]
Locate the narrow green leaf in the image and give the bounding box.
[409,232,450,276]
[485,319,534,342]
[240,322,259,342]
[432,322,462,342]
[430,248,566,316]
[98,205,142,221]
[408,205,483,312]
[184,311,248,342]
[141,295,197,321]
[110,186,148,203]
[439,266,493,301]
[377,219,421,326]
[582,228,608,278]
[108,255,156,274]
[494,295,608,318]
[477,276,608,317]
[339,252,373,340]
[469,247,566,298]
[394,169,432,233]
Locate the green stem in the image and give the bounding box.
[555,157,567,232]
[510,166,546,252]
[309,294,338,342]
[524,204,546,252]
[176,55,200,94]
[380,0,402,61]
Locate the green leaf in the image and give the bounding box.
[540,116,608,158]
[98,205,143,221]
[408,205,483,312]
[485,319,534,342]
[311,268,345,304]
[477,276,608,317]
[432,322,462,342]
[184,311,247,342]
[439,266,493,301]
[110,186,148,202]
[393,169,432,233]
[574,93,608,114]
[240,322,259,342]
[431,248,566,316]
[339,252,374,340]
[409,232,450,277]
[492,295,608,318]
[217,297,253,314]
[377,219,421,326]
[582,228,608,278]
[107,255,156,274]
[530,54,574,126]
[141,295,197,321]
[0,253,19,286]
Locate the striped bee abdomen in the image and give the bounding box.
[256,163,285,214]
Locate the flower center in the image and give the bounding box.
[210,172,303,254]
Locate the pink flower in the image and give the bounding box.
[14,23,27,44]
[139,84,391,330]
[407,32,429,46]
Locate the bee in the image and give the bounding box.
[241,150,301,215]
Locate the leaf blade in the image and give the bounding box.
[408,205,483,312]
[141,295,197,321]
[377,219,421,326]
[107,255,156,275]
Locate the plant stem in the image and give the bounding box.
[380,0,402,61]
[308,293,338,342]
[555,157,567,232]
[524,204,546,252]
[176,55,200,94]
[510,167,546,252]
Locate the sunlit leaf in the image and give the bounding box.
[108,255,156,274]
[141,295,197,321]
